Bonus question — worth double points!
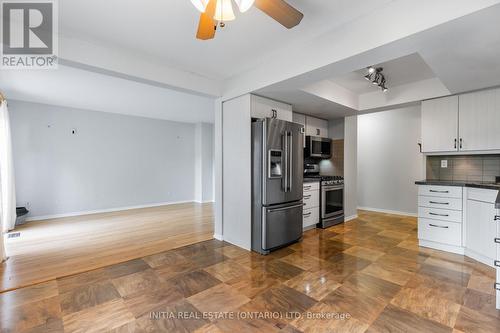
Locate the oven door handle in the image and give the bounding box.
[322,186,344,191]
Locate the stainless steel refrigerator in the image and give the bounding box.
[251,118,304,255]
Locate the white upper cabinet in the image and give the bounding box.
[459,88,500,152]
[421,96,459,153]
[305,116,329,138]
[250,95,293,122]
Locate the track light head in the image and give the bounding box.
[364,74,372,81]
[367,67,375,74]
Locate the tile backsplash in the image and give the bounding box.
[426,155,500,182]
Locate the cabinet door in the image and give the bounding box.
[251,95,293,121]
[306,116,329,138]
[459,88,500,151]
[421,96,459,153]
[466,199,497,264]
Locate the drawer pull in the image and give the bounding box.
[494,216,500,221]
[495,238,500,244]
[495,283,500,291]
[429,190,449,193]
[429,201,449,205]
[429,224,449,229]
[303,186,311,190]
[304,195,312,199]
[303,212,312,217]
[495,260,500,268]
[429,212,449,217]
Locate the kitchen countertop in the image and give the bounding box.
[415,180,500,209]
[304,178,321,183]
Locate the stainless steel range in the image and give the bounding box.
[304,165,344,228]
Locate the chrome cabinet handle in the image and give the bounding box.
[494,216,500,221]
[429,212,449,217]
[429,201,449,205]
[495,283,500,291]
[271,109,277,118]
[454,138,457,149]
[316,129,320,135]
[303,186,311,190]
[495,238,500,244]
[304,195,312,199]
[459,138,463,149]
[429,190,449,193]
[429,224,449,229]
[303,212,312,217]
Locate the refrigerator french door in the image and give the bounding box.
[252,118,304,254]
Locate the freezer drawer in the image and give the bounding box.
[262,202,303,251]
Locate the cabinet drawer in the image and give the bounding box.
[418,185,462,198]
[303,182,320,192]
[418,207,462,223]
[303,207,319,229]
[303,190,319,209]
[418,218,462,246]
[418,195,462,211]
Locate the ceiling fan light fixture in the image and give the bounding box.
[190,0,209,13]
[234,0,255,13]
[214,0,236,21]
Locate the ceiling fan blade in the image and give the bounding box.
[254,0,304,29]
[196,0,217,40]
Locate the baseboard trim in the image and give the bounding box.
[465,248,494,268]
[194,200,215,204]
[345,214,358,222]
[25,200,197,222]
[213,233,224,241]
[358,206,417,217]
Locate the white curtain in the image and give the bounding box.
[0,99,16,236]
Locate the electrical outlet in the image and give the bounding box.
[441,160,448,168]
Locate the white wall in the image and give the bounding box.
[194,123,214,203]
[10,100,214,219]
[357,106,423,216]
[221,95,252,250]
[344,116,358,220]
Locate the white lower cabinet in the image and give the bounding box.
[466,189,498,267]
[303,208,319,229]
[417,185,463,254]
[496,206,500,309]
[418,184,500,305]
[303,182,319,229]
[418,218,462,247]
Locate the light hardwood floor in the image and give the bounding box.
[1,202,214,292]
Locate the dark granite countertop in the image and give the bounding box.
[415,180,500,209]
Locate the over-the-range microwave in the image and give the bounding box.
[305,136,331,159]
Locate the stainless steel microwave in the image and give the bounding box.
[305,136,331,159]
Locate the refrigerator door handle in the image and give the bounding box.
[267,203,304,213]
[288,131,293,193]
[282,132,288,192]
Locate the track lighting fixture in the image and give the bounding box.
[364,66,388,92]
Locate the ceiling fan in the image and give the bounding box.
[190,0,304,40]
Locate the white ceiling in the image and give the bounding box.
[59,0,394,80]
[257,3,500,119]
[0,66,215,123]
[332,53,437,95]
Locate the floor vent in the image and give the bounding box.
[8,232,21,239]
